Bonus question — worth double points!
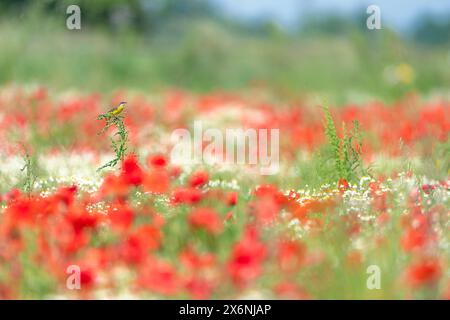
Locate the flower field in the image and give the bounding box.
[0,86,448,299]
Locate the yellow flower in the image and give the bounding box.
[394,63,415,85]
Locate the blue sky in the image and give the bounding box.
[210,0,450,32]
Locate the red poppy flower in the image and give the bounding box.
[120,236,146,265]
[251,196,280,225]
[227,226,267,286]
[171,187,202,205]
[120,225,161,265]
[63,230,90,255]
[254,184,286,206]
[80,267,96,289]
[54,185,78,207]
[120,154,143,186]
[4,188,22,202]
[254,184,279,198]
[169,165,182,178]
[147,153,168,168]
[225,191,238,206]
[338,178,349,193]
[180,248,215,270]
[277,240,306,273]
[134,225,162,251]
[401,227,427,252]
[405,258,441,288]
[274,282,310,300]
[189,170,209,188]
[108,203,135,231]
[421,184,436,194]
[184,276,214,299]
[377,212,390,225]
[4,197,35,226]
[99,173,129,198]
[143,170,170,194]
[137,258,179,296]
[189,208,223,234]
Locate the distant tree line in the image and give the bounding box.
[1,0,449,45]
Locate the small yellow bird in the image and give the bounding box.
[107,101,127,116]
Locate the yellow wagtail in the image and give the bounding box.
[107,101,127,116]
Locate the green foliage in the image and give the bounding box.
[96,113,129,171]
[20,147,38,196]
[323,105,342,177]
[322,105,367,182]
[419,137,450,180]
[19,231,56,299]
[0,9,449,102]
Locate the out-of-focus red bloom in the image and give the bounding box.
[189,208,223,234]
[251,197,280,225]
[338,178,350,193]
[225,191,238,206]
[152,214,165,228]
[147,153,167,168]
[137,258,179,296]
[99,173,129,198]
[133,225,161,251]
[120,155,143,186]
[274,282,310,300]
[227,226,267,286]
[345,214,361,236]
[377,212,390,225]
[184,277,214,299]
[65,209,99,235]
[277,240,306,273]
[401,227,427,252]
[400,213,431,252]
[171,187,202,205]
[4,188,22,202]
[288,196,335,223]
[169,165,182,178]
[189,170,209,188]
[79,267,96,289]
[120,225,161,265]
[54,185,78,207]
[373,194,388,213]
[421,184,436,194]
[4,197,35,226]
[252,184,284,224]
[120,236,145,265]
[254,184,284,204]
[143,170,170,194]
[108,203,134,231]
[368,181,380,195]
[180,248,217,299]
[346,250,362,267]
[62,229,90,255]
[32,87,48,101]
[286,190,300,201]
[81,247,110,270]
[405,258,441,288]
[180,248,215,270]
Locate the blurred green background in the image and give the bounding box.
[1,0,450,102]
